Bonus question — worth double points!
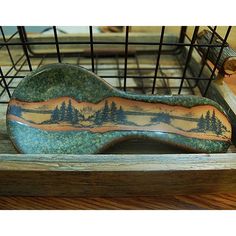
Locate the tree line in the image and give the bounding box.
[50,99,127,125]
[197,110,227,135]
[51,100,84,124]
[93,100,127,125]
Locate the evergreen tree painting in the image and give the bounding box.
[216,119,222,135]
[197,110,226,135]
[94,110,103,125]
[66,99,73,122]
[110,101,117,122]
[72,108,79,124]
[117,106,126,124]
[101,100,110,122]
[93,101,127,125]
[49,100,84,125]
[211,110,217,131]
[197,114,205,130]
[205,110,211,130]
[51,105,60,122]
[60,101,66,121]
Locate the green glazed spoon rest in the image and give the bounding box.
[6,63,232,154]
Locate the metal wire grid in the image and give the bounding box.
[0,26,233,104]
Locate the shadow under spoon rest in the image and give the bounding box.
[6,63,232,154]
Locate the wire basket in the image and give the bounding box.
[0,26,234,102]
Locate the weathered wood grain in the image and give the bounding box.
[197,30,236,75]
[1,153,236,171]
[0,154,236,197]
[1,193,236,209]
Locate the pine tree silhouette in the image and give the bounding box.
[211,110,217,131]
[49,100,86,124]
[51,105,60,122]
[216,119,222,135]
[93,102,127,125]
[101,100,110,122]
[117,106,126,124]
[94,110,103,125]
[205,110,211,130]
[66,99,73,122]
[72,108,79,124]
[60,101,66,121]
[110,101,117,122]
[197,114,205,130]
[197,110,226,135]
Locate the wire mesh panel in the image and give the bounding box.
[0,26,233,103]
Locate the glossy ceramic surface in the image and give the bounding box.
[6,63,232,153]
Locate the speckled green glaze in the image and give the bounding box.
[6,63,232,154]
[11,63,227,111]
[7,120,230,153]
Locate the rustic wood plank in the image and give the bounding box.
[1,153,236,171]
[0,154,236,196]
[1,193,236,209]
[197,30,236,75]
[0,169,236,197]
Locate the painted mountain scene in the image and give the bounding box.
[7,96,232,154]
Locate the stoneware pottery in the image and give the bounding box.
[6,63,232,154]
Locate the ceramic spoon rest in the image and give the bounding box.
[7,63,232,154]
